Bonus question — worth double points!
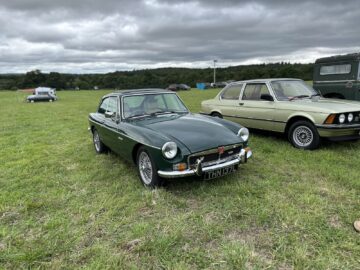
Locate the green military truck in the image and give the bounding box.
[313,53,360,100]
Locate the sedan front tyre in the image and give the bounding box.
[288,120,320,150]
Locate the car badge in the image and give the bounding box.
[218,146,224,154]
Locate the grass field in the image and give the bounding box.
[1,89,360,269]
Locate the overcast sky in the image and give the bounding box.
[0,0,359,73]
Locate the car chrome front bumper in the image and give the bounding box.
[158,148,252,179]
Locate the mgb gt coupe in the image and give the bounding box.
[89,89,252,187]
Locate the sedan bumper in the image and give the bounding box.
[316,124,360,138]
[158,148,252,179]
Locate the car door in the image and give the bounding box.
[103,96,124,154]
[217,84,244,120]
[95,97,110,145]
[237,83,276,130]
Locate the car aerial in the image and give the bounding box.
[27,87,57,103]
[88,89,252,187]
[201,78,360,150]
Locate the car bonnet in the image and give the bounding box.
[133,114,242,153]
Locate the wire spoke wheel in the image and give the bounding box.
[293,125,313,147]
[138,151,153,185]
[93,131,101,152]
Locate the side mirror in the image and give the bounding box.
[105,111,116,118]
[260,94,274,101]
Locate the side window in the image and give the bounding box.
[107,97,118,114]
[220,85,243,100]
[320,64,351,75]
[242,84,270,101]
[98,98,109,114]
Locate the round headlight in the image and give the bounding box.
[348,113,354,122]
[339,114,346,124]
[237,127,249,141]
[162,142,177,159]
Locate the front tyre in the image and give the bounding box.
[92,129,107,153]
[211,112,223,118]
[137,147,161,188]
[288,120,320,150]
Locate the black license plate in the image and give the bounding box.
[203,165,236,180]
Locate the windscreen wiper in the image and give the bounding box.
[126,113,151,119]
[289,95,310,101]
[151,110,187,116]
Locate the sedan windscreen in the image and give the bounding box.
[271,80,318,100]
[123,93,188,118]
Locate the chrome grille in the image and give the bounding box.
[188,144,242,169]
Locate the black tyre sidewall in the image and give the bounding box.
[136,147,161,188]
[288,120,320,150]
[211,112,223,118]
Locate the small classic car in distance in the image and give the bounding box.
[88,89,252,187]
[166,84,191,91]
[201,79,360,149]
[27,87,57,102]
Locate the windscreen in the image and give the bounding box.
[123,93,188,118]
[271,80,318,101]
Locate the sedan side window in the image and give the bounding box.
[242,83,270,100]
[220,85,243,100]
[98,98,109,114]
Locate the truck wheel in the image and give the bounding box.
[92,129,107,153]
[31,100,34,103]
[288,121,320,150]
[49,99,53,102]
[137,146,162,188]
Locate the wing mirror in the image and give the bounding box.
[105,111,116,118]
[260,94,274,101]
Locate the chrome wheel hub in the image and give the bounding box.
[293,126,313,147]
[138,152,153,185]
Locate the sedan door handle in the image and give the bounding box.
[239,102,244,106]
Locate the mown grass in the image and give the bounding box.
[1,89,360,269]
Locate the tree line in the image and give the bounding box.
[0,62,313,90]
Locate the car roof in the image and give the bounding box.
[104,88,173,98]
[228,78,302,85]
[315,52,360,63]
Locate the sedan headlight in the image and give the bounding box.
[339,114,346,124]
[237,127,249,141]
[162,142,177,159]
[348,113,354,122]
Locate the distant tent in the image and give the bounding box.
[196,82,211,90]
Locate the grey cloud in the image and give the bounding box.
[0,0,359,73]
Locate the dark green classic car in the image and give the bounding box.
[88,89,252,187]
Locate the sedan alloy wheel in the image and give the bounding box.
[288,121,320,150]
